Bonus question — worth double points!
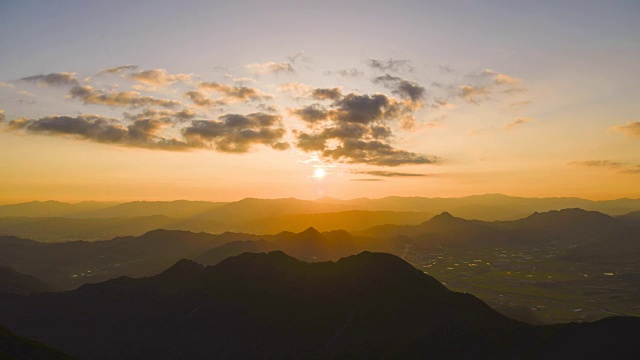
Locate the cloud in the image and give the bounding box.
[311,87,342,101]
[505,117,535,130]
[367,58,414,72]
[620,165,640,174]
[0,110,5,122]
[199,82,272,103]
[567,160,627,168]
[123,108,197,124]
[278,82,314,97]
[129,69,192,86]
[458,85,491,104]
[374,74,426,103]
[184,90,217,107]
[95,65,139,77]
[20,72,78,87]
[69,85,181,108]
[353,170,428,177]
[350,178,383,182]
[182,112,288,153]
[6,114,191,150]
[290,90,437,166]
[0,82,15,88]
[325,68,365,77]
[611,121,640,138]
[246,61,294,75]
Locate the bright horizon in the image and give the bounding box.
[1,1,639,204]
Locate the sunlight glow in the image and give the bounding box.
[313,168,326,179]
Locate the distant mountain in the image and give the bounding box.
[358,211,496,238]
[0,325,74,360]
[0,230,232,290]
[618,210,640,228]
[71,200,226,219]
[0,252,638,359]
[0,266,57,296]
[235,210,433,234]
[192,197,356,222]
[0,201,115,218]
[0,215,227,242]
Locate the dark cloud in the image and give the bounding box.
[322,139,436,166]
[0,110,4,123]
[311,87,342,101]
[367,58,414,73]
[182,112,288,153]
[69,85,181,109]
[612,121,640,138]
[20,72,78,87]
[621,165,640,174]
[256,104,279,113]
[352,170,427,177]
[6,114,190,150]
[374,74,426,102]
[290,90,436,166]
[290,104,329,123]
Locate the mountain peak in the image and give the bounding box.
[159,259,204,278]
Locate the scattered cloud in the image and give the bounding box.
[353,170,428,177]
[325,68,365,77]
[0,82,15,88]
[123,108,197,124]
[0,110,5,122]
[182,112,288,153]
[69,85,181,109]
[6,114,191,150]
[568,160,626,168]
[291,91,437,166]
[246,61,294,75]
[199,82,272,103]
[20,72,78,87]
[505,117,535,130]
[611,121,640,138]
[129,69,192,87]
[367,58,414,73]
[184,90,217,107]
[373,74,426,103]
[568,159,640,175]
[278,82,314,97]
[95,65,139,77]
[458,85,491,104]
[350,178,383,181]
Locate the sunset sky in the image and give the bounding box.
[1,0,639,203]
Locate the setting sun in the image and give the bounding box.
[313,168,326,179]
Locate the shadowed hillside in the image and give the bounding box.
[0,252,638,359]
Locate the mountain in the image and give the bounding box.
[192,197,357,222]
[618,210,640,228]
[70,200,226,219]
[0,215,227,242]
[0,201,114,218]
[358,211,496,238]
[0,325,74,360]
[0,230,230,290]
[0,252,638,359]
[235,210,433,234]
[0,266,57,296]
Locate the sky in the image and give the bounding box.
[0,0,639,203]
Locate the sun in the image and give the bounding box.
[313,168,326,179]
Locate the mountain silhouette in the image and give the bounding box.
[0,266,57,296]
[0,252,638,359]
[0,325,74,360]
